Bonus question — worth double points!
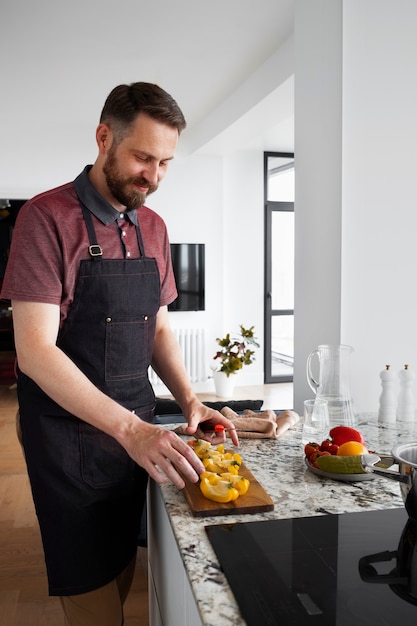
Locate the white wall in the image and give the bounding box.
[342,0,417,412]
[222,151,265,385]
[294,0,417,415]
[152,150,265,393]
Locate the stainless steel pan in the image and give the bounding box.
[362,443,417,521]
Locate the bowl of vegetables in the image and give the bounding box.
[304,425,383,482]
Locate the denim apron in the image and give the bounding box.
[17,204,160,596]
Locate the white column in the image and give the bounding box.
[293,0,343,413]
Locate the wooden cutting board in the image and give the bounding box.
[182,460,274,517]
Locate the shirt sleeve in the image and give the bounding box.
[1,201,64,305]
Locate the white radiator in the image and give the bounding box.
[149,327,208,385]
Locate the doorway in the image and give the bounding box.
[264,152,294,383]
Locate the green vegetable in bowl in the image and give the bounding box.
[315,454,367,474]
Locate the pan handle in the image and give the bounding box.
[360,454,412,485]
[358,550,407,584]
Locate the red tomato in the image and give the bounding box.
[304,442,320,458]
[309,450,331,464]
[329,426,365,446]
[319,439,333,452]
[320,440,340,455]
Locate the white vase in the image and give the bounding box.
[213,371,235,397]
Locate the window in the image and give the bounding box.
[264,152,294,382]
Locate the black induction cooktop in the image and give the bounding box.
[205,507,417,625]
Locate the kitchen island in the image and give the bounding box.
[147,415,417,626]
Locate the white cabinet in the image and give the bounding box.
[147,481,203,626]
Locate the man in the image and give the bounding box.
[1,82,238,625]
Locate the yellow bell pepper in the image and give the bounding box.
[202,456,241,475]
[196,446,250,503]
[202,458,225,474]
[220,472,250,496]
[192,439,212,459]
[224,451,242,464]
[199,476,240,503]
[204,449,224,461]
[225,458,241,475]
[200,470,220,483]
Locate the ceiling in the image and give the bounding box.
[2,0,295,161]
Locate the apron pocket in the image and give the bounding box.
[104,316,154,382]
[79,422,135,488]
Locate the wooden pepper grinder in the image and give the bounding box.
[397,364,415,422]
[378,364,396,423]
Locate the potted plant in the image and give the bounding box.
[212,325,260,396]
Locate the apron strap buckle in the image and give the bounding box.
[88,244,103,257]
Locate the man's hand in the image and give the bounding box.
[183,402,240,447]
[121,420,205,489]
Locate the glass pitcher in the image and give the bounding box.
[306,344,356,428]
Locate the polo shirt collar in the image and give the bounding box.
[73,165,139,226]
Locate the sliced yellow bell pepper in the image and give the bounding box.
[204,449,224,461]
[224,451,242,464]
[225,459,241,474]
[189,439,250,503]
[202,456,241,475]
[220,472,250,496]
[202,457,226,474]
[199,476,240,503]
[193,439,212,459]
[200,471,220,483]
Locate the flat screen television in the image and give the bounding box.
[168,243,205,311]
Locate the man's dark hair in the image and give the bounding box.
[100,82,187,143]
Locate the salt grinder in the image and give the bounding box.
[397,364,415,422]
[378,364,396,423]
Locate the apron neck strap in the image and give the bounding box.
[131,211,146,257]
[81,204,146,259]
[81,204,103,260]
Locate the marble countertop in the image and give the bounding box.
[156,414,417,626]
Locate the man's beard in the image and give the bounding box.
[103,147,158,210]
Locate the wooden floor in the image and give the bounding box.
[0,381,293,626]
